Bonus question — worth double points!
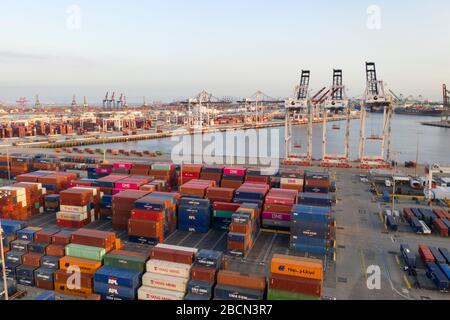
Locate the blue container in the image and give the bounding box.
[214,284,264,300]
[10,240,30,253]
[400,244,416,268]
[34,291,56,300]
[179,197,210,207]
[188,280,214,296]
[128,235,159,246]
[179,205,211,217]
[291,235,328,247]
[289,243,330,255]
[234,190,265,201]
[185,292,211,300]
[228,232,246,243]
[28,242,48,255]
[178,223,210,234]
[426,262,450,291]
[0,280,17,299]
[298,193,332,206]
[382,191,391,202]
[430,247,447,264]
[291,223,330,239]
[212,217,231,230]
[179,211,211,226]
[0,219,27,236]
[17,228,39,242]
[6,251,25,265]
[41,256,60,270]
[34,267,55,282]
[439,248,450,264]
[134,199,165,211]
[16,265,37,286]
[439,263,450,281]
[304,186,329,194]
[409,217,422,233]
[196,250,223,270]
[386,216,398,231]
[94,266,142,288]
[94,282,138,300]
[411,208,423,220]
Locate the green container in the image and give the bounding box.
[103,253,147,272]
[214,210,234,218]
[65,244,106,261]
[268,289,320,301]
[152,164,171,171]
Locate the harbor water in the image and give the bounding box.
[90,114,450,164]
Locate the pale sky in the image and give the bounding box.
[0,0,449,104]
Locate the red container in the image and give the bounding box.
[270,273,322,297]
[224,167,246,176]
[214,202,241,212]
[131,209,164,221]
[57,218,90,229]
[419,245,436,263]
[434,219,449,237]
[191,265,217,283]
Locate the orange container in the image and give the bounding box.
[270,254,323,280]
[59,256,102,274]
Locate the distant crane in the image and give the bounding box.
[109,92,116,110]
[142,96,148,108]
[34,95,41,109]
[241,91,282,124]
[322,69,351,163]
[71,95,77,108]
[358,62,394,164]
[284,70,312,163]
[103,92,109,109]
[16,97,28,111]
[83,96,89,112]
[442,84,449,123]
[117,93,124,109]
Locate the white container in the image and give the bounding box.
[56,211,87,222]
[146,259,191,279]
[155,243,198,254]
[60,205,89,214]
[142,272,188,292]
[138,286,185,300]
[280,178,303,186]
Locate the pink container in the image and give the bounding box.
[115,182,140,190]
[113,162,133,169]
[96,168,112,174]
[262,211,291,222]
[224,167,247,176]
[265,196,295,206]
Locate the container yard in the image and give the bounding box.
[1,1,450,311]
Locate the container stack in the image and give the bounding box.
[130,162,152,176]
[44,195,60,213]
[10,156,33,177]
[304,171,331,194]
[32,157,60,171]
[112,162,133,175]
[206,187,235,204]
[57,187,100,228]
[36,172,77,195]
[113,176,151,193]
[227,203,260,257]
[214,270,266,300]
[129,192,178,245]
[180,179,216,198]
[112,190,151,231]
[99,194,113,220]
[186,249,223,300]
[55,229,116,298]
[245,168,273,185]
[212,202,241,230]
[0,155,10,179]
[234,182,269,206]
[280,169,304,191]
[200,165,224,185]
[138,244,197,300]
[290,205,333,255]
[0,186,28,220]
[149,163,177,191]
[263,188,298,231]
[95,174,129,196]
[12,182,46,217]
[221,167,246,189]
[1,220,28,279]
[180,164,203,185]
[95,163,113,179]
[178,197,212,233]
[268,254,323,300]
[33,228,62,291]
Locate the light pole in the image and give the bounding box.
[0,220,9,300]
[415,131,423,177]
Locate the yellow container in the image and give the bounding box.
[270,254,323,281]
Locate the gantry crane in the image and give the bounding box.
[358,62,394,167]
[103,92,109,109]
[34,95,41,109]
[284,70,313,164]
[442,84,449,123]
[321,69,351,166]
[240,91,283,124]
[71,95,77,108]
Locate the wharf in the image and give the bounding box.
[421,121,450,128]
[13,115,358,149]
